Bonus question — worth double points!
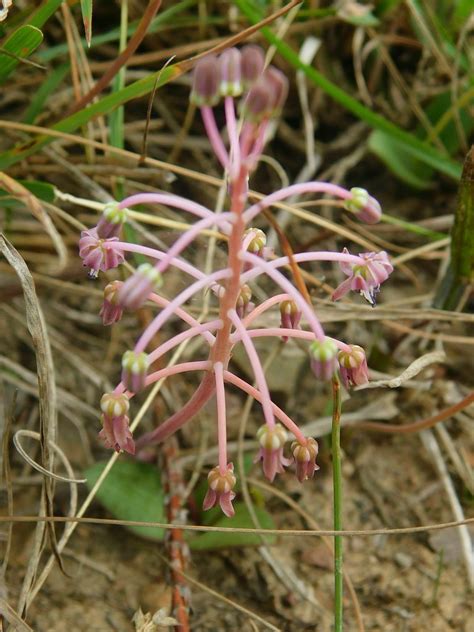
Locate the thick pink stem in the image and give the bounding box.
[229,309,275,429]
[241,252,325,341]
[155,213,234,275]
[135,268,232,353]
[148,320,221,365]
[214,362,228,473]
[244,182,353,223]
[135,370,215,449]
[241,251,365,284]
[223,370,306,444]
[118,192,217,221]
[105,241,206,280]
[201,106,229,169]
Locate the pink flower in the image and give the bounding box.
[338,344,369,388]
[79,228,124,277]
[332,249,393,306]
[309,338,339,381]
[100,280,124,326]
[255,424,292,482]
[121,350,149,393]
[98,392,134,454]
[117,263,162,311]
[291,437,319,482]
[343,187,382,224]
[203,463,237,517]
[280,299,301,342]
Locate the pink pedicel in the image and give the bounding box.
[78,46,393,513]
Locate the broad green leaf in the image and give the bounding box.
[28,0,65,29]
[368,131,434,189]
[85,460,166,541]
[235,0,462,182]
[80,0,93,47]
[189,503,276,550]
[0,25,43,84]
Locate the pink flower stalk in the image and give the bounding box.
[79,46,393,517]
[332,248,393,306]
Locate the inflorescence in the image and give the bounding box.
[79,45,393,517]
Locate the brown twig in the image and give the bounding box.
[354,391,474,434]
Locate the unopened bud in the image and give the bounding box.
[96,202,128,239]
[100,280,123,326]
[264,66,288,113]
[236,284,253,319]
[244,227,267,256]
[190,55,220,107]
[309,338,339,381]
[118,263,162,311]
[121,350,149,393]
[100,392,130,418]
[279,300,301,342]
[343,188,381,225]
[291,437,319,482]
[338,344,369,388]
[219,48,242,97]
[241,45,265,86]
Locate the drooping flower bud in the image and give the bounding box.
[255,424,292,482]
[203,463,237,517]
[96,202,128,239]
[121,350,149,393]
[291,437,319,482]
[264,66,289,113]
[244,227,267,257]
[343,187,382,225]
[309,338,339,381]
[338,344,369,388]
[241,45,265,87]
[279,300,301,342]
[100,280,124,326]
[190,55,220,107]
[79,228,125,278]
[236,284,253,319]
[219,48,242,97]
[243,78,273,122]
[100,391,130,418]
[332,249,393,307]
[117,263,162,311]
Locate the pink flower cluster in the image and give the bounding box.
[79,46,393,517]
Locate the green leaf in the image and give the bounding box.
[28,0,65,29]
[80,0,93,47]
[235,0,462,182]
[0,25,43,84]
[189,503,276,550]
[22,63,69,124]
[85,460,166,541]
[368,131,434,189]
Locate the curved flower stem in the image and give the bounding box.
[135,268,232,353]
[214,362,228,474]
[242,293,291,328]
[241,252,325,341]
[105,241,207,280]
[201,106,229,169]
[135,369,215,449]
[118,192,219,221]
[332,375,343,632]
[148,320,222,365]
[231,327,352,353]
[154,213,234,275]
[241,251,365,284]
[223,370,306,443]
[244,181,352,223]
[148,292,216,345]
[229,309,275,429]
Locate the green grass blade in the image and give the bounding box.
[0,63,180,170]
[235,0,462,181]
[80,0,93,47]
[22,63,69,124]
[0,25,43,84]
[28,0,65,29]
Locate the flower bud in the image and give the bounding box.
[100,392,130,418]
[243,78,273,121]
[190,55,220,107]
[291,437,319,482]
[96,202,128,239]
[121,350,149,393]
[309,338,339,381]
[203,463,237,517]
[236,284,253,319]
[343,187,381,224]
[255,424,292,482]
[117,263,162,311]
[279,300,301,342]
[244,227,267,257]
[264,66,288,113]
[100,280,124,326]
[241,45,265,86]
[338,344,369,388]
[219,48,242,97]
